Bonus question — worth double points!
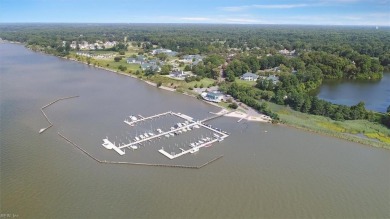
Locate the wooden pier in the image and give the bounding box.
[58,132,222,169]
[200,110,230,122]
[39,96,79,134]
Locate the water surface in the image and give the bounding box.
[316,73,390,112]
[1,43,389,218]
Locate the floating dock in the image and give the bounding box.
[104,111,229,159]
[158,137,220,159]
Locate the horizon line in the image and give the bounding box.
[0,22,387,27]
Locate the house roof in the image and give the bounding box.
[206,91,224,98]
[241,72,259,78]
[183,55,202,60]
[141,63,160,70]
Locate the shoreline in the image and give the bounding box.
[42,48,390,149]
[58,54,272,123]
[4,42,388,149]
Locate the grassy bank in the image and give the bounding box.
[267,102,390,149]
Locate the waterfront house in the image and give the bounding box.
[240,72,259,81]
[169,70,188,80]
[127,55,147,64]
[141,63,161,72]
[201,91,225,103]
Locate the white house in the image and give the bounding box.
[182,55,203,63]
[260,75,280,85]
[240,72,259,81]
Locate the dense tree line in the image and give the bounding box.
[256,73,380,121]
[1,24,389,60]
[220,82,279,121]
[191,54,224,79]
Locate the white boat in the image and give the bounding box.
[129,115,138,121]
[140,135,145,139]
[218,137,224,142]
[193,124,200,129]
[182,128,187,132]
[213,133,220,138]
[102,139,113,149]
[190,147,199,154]
[199,140,204,144]
[190,143,196,147]
[157,129,163,133]
[165,134,170,138]
[149,132,154,136]
[178,130,182,134]
[135,137,140,141]
[144,133,149,138]
[130,145,138,150]
[169,132,174,136]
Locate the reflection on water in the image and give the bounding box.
[316,74,390,112]
[1,43,389,218]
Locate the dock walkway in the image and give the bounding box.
[124,111,172,126]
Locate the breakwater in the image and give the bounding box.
[39,96,79,133]
[58,132,223,169]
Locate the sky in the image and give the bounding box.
[1,0,389,26]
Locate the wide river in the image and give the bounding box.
[1,43,389,218]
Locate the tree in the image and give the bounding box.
[114,56,122,62]
[160,65,171,75]
[228,102,238,109]
[387,105,390,113]
[184,65,191,71]
[156,81,162,87]
[118,65,127,71]
[156,53,168,61]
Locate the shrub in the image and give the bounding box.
[157,81,162,87]
[228,102,238,109]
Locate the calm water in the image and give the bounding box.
[316,73,390,112]
[1,43,389,218]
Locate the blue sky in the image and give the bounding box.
[1,0,389,25]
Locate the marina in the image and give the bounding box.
[103,111,229,159]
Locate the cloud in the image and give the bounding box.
[225,18,264,23]
[220,4,309,12]
[180,17,211,21]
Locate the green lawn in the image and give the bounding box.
[234,78,257,86]
[184,78,216,89]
